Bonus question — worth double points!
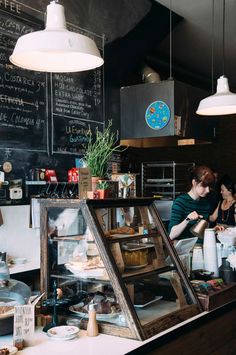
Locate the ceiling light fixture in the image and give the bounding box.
[9,0,104,73]
[196,0,236,116]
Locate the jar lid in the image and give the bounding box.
[88,302,97,311]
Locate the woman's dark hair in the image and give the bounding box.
[189,166,215,188]
[219,174,236,195]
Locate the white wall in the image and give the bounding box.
[0,205,40,273]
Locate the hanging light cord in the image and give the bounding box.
[169,0,173,80]
[222,0,225,76]
[211,0,215,93]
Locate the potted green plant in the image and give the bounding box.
[83,120,126,190]
[96,180,110,199]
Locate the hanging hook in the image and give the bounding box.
[222,0,225,76]
[168,0,173,80]
[211,0,215,93]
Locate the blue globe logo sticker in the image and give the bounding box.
[145,100,171,130]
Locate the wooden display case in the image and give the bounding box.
[40,198,202,341]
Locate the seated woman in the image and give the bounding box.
[168,166,215,242]
[210,174,236,227]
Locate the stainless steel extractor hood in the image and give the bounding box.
[120,80,217,148]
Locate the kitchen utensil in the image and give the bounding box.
[190,218,209,239]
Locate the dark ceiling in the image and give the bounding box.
[19,0,236,91]
[157,0,236,91]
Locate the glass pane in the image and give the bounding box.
[125,271,192,326]
[94,203,196,327]
[48,207,86,237]
[45,207,127,327]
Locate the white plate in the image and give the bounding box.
[134,296,163,308]
[47,326,79,340]
[0,345,18,354]
[69,305,120,321]
[65,264,105,278]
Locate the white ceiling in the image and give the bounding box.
[156,0,236,89]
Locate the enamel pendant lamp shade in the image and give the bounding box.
[9,1,104,72]
[196,0,236,116]
[196,76,236,115]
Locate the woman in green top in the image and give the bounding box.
[168,166,215,241]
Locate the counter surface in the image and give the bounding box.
[0,312,208,355]
[0,327,140,355]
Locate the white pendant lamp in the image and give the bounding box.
[196,76,236,115]
[196,0,236,116]
[9,0,104,73]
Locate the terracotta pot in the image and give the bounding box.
[97,189,108,199]
[91,176,101,192]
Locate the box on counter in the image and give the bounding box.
[197,282,236,311]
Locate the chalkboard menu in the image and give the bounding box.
[51,23,104,154]
[0,5,48,152]
[0,3,104,155]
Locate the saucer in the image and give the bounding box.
[47,325,79,340]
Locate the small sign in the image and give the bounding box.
[13,304,35,346]
[78,168,92,199]
[145,100,171,130]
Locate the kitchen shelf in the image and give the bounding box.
[26,181,78,185]
[141,161,195,199]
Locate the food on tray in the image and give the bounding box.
[70,291,120,316]
[121,243,150,267]
[0,306,14,315]
[67,256,104,270]
[122,249,148,267]
[134,289,156,306]
[0,348,10,355]
[105,226,135,237]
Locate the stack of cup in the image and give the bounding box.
[192,245,204,270]
[203,228,219,277]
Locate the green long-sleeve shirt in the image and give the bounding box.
[168,193,211,240]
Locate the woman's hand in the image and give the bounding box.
[186,211,203,221]
[169,211,202,240]
[214,224,225,232]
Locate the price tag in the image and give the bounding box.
[78,168,92,199]
[13,304,35,347]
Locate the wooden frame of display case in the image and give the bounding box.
[40,198,202,341]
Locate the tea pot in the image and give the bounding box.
[190,218,209,239]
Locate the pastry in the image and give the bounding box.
[72,291,120,315]
[105,226,135,237]
[0,348,10,355]
[0,306,14,314]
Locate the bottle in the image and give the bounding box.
[0,260,10,281]
[219,257,236,283]
[86,302,98,337]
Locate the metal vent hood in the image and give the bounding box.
[120,79,217,148]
